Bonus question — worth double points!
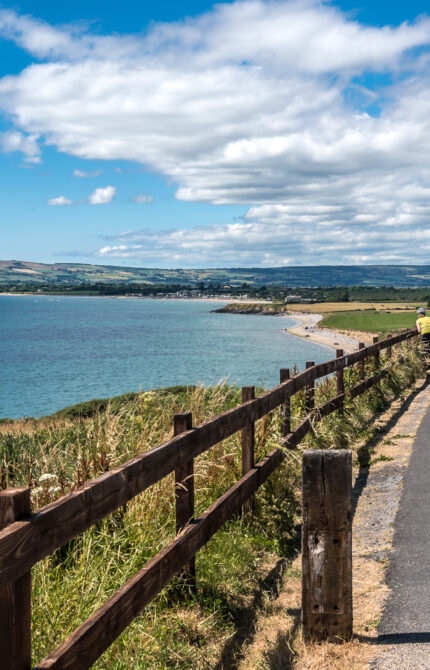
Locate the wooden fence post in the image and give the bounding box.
[302,450,352,642]
[306,362,315,414]
[336,349,344,412]
[373,335,380,369]
[0,487,32,670]
[174,413,195,589]
[241,386,255,518]
[280,369,291,437]
[358,342,365,380]
[386,334,392,359]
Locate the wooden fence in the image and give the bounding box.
[0,328,418,669]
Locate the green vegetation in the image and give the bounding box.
[4,259,430,290]
[50,386,195,420]
[320,310,417,334]
[218,302,420,335]
[0,344,425,668]
[4,280,430,304]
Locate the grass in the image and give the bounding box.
[218,301,423,334]
[319,310,417,334]
[0,341,426,669]
[285,301,423,313]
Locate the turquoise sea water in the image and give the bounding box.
[0,295,332,419]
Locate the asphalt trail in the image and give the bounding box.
[371,402,430,669]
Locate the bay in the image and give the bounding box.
[0,295,331,418]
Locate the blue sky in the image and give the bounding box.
[1,0,430,267]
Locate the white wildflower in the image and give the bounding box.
[48,486,61,495]
[39,473,58,483]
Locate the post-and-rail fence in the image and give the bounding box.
[0,328,419,669]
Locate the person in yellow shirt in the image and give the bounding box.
[416,307,430,354]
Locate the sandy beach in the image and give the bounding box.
[284,310,373,353]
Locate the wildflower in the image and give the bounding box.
[39,473,58,483]
[48,486,61,495]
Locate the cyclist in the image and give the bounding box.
[416,307,430,355]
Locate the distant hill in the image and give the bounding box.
[2,260,430,287]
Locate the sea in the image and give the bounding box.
[0,295,332,419]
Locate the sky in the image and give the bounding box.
[1,0,430,268]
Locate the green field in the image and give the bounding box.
[320,310,417,334]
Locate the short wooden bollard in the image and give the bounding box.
[0,487,32,670]
[174,413,196,589]
[302,450,352,642]
[241,386,255,517]
[358,342,365,379]
[306,362,315,413]
[280,369,291,437]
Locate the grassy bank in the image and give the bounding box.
[0,345,426,668]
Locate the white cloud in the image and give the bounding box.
[87,185,116,205]
[73,168,103,178]
[0,130,41,163]
[95,217,430,267]
[47,185,116,206]
[131,193,154,204]
[48,195,73,206]
[2,2,430,263]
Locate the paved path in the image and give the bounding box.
[371,400,430,669]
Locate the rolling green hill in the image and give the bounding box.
[3,260,430,287]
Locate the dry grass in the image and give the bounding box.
[285,302,422,314]
[0,416,76,436]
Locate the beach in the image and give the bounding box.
[284,310,373,353]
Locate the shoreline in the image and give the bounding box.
[283,310,370,353]
[0,292,266,304]
[213,303,372,353]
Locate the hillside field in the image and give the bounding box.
[4,260,430,287]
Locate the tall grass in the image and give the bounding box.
[0,341,425,668]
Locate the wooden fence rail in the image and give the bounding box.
[0,327,418,669]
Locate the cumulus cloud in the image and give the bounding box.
[48,185,116,206]
[73,168,103,178]
[2,2,430,263]
[95,218,430,267]
[131,193,154,204]
[0,130,41,163]
[87,185,116,204]
[48,195,73,206]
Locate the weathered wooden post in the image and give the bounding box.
[0,487,32,670]
[372,335,380,369]
[336,349,344,411]
[241,386,255,517]
[306,362,315,414]
[302,450,352,642]
[174,413,195,588]
[358,342,365,380]
[386,333,392,359]
[280,369,291,437]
